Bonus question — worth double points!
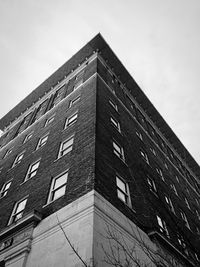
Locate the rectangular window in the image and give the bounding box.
[136,131,143,140]
[140,150,149,164]
[113,141,125,161]
[116,176,130,205]
[73,70,84,90]
[25,160,40,180]
[109,100,118,111]
[165,196,175,213]
[13,152,25,167]
[9,198,27,224]
[184,197,191,210]
[150,147,156,156]
[196,210,200,220]
[147,177,157,194]
[31,99,49,123]
[51,85,66,108]
[171,184,178,195]
[110,117,121,132]
[45,115,55,127]
[69,95,80,108]
[48,171,68,203]
[15,112,33,136]
[36,134,48,150]
[65,113,78,128]
[156,215,169,237]
[58,136,74,158]
[180,210,190,229]
[23,132,33,143]
[0,181,11,198]
[156,167,164,181]
[3,148,12,159]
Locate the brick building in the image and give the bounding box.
[0,34,199,267]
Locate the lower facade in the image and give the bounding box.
[0,191,188,267]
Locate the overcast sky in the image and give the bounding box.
[0,0,200,164]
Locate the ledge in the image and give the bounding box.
[0,210,42,241]
[148,230,196,267]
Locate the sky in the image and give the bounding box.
[0,0,200,164]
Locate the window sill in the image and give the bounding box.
[42,195,65,208]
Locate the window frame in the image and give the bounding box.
[164,195,175,213]
[23,132,33,143]
[44,115,55,127]
[136,131,143,140]
[25,160,40,181]
[0,180,12,198]
[156,215,169,237]
[36,134,49,150]
[116,175,131,206]
[69,95,80,108]
[12,151,25,167]
[65,112,78,128]
[3,148,13,159]
[8,197,28,225]
[47,170,68,203]
[109,100,118,112]
[147,176,157,195]
[180,210,190,229]
[58,135,74,159]
[113,140,125,161]
[140,149,149,164]
[110,116,121,132]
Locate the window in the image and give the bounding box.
[31,99,49,123]
[156,168,164,181]
[150,147,156,156]
[69,95,80,108]
[36,134,48,149]
[13,152,25,167]
[113,141,125,161]
[110,117,121,132]
[3,148,12,159]
[15,112,33,136]
[45,115,55,127]
[48,171,68,203]
[147,177,157,194]
[65,113,78,128]
[51,85,66,108]
[73,70,84,90]
[9,198,27,224]
[165,196,175,213]
[116,175,130,205]
[58,136,74,158]
[25,160,40,180]
[196,210,200,220]
[109,100,118,111]
[170,184,178,195]
[177,234,186,249]
[136,131,143,140]
[164,162,168,170]
[140,150,149,164]
[156,215,169,237]
[0,181,11,198]
[184,197,191,210]
[23,132,33,143]
[180,210,190,229]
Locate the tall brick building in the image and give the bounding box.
[0,34,199,267]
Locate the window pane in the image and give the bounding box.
[16,199,27,212]
[117,190,126,202]
[54,173,68,189]
[53,186,66,200]
[116,177,126,192]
